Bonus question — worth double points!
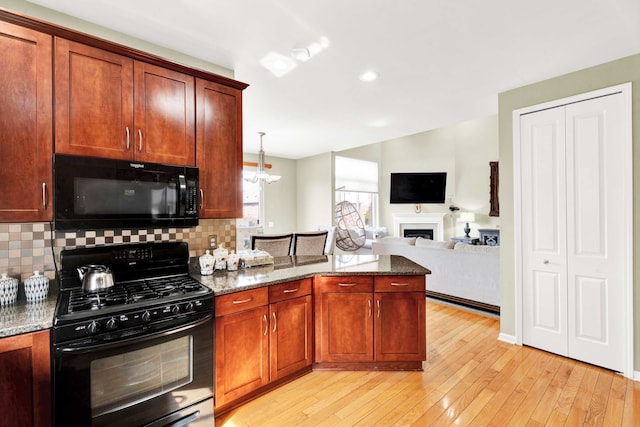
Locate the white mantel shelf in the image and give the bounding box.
[392,213,447,241]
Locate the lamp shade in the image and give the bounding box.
[458,212,476,223]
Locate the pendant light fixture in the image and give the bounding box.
[245,131,281,184]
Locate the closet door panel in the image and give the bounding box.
[520,107,568,356]
[565,94,626,372]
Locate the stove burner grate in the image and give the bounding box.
[65,276,207,313]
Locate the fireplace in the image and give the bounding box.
[393,213,446,241]
[403,228,434,239]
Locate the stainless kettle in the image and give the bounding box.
[77,264,114,292]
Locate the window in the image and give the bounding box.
[236,168,263,250]
[334,156,379,228]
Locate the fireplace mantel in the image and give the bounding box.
[393,213,446,241]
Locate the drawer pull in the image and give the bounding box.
[390,282,409,287]
[377,299,381,318]
[125,126,130,150]
[283,288,299,293]
[263,314,268,336]
[232,297,253,304]
[338,283,357,287]
[138,129,143,152]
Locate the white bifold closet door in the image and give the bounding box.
[520,91,627,373]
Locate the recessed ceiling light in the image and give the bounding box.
[359,71,379,82]
[260,52,298,77]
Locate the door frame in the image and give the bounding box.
[512,82,633,378]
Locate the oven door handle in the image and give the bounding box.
[56,313,213,354]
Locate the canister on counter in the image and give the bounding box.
[0,273,19,306]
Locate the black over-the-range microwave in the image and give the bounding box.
[54,154,199,230]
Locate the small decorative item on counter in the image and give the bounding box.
[227,250,240,271]
[213,244,229,270]
[199,249,215,275]
[24,271,49,303]
[0,273,19,306]
[238,250,274,268]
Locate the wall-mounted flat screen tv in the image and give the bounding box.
[390,172,447,204]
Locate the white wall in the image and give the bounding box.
[338,115,499,240]
[296,152,334,232]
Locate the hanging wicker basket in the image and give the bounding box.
[334,201,366,251]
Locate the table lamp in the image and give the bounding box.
[458,212,476,238]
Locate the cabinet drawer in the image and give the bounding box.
[269,278,312,303]
[315,275,373,293]
[374,275,425,292]
[215,287,269,317]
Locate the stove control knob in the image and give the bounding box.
[172,305,181,315]
[184,302,195,312]
[141,311,151,323]
[87,320,100,335]
[106,317,118,330]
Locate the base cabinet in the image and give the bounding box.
[0,330,51,427]
[314,275,426,369]
[215,279,312,412]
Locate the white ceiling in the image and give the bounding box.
[26,0,640,159]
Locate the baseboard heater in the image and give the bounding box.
[425,290,500,315]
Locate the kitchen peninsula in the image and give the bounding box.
[193,254,430,414]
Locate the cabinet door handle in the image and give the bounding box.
[138,129,143,152]
[390,282,409,287]
[263,314,268,336]
[377,299,381,318]
[125,127,130,150]
[232,297,253,304]
[272,312,277,333]
[368,300,372,318]
[283,288,299,293]
[41,183,47,210]
[199,189,204,210]
[338,283,357,287]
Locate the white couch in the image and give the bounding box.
[372,237,500,312]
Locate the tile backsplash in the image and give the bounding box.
[0,219,236,281]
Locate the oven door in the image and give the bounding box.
[53,314,214,427]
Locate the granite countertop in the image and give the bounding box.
[192,254,430,296]
[0,255,428,338]
[0,286,58,338]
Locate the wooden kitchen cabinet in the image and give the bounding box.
[0,330,51,427]
[0,21,53,222]
[314,275,426,370]
[215,288,269,408]
[55,38,195,166]
[196,79,243,218]
[268,279,313,381]
[374,276,426,362]
[215,279,313,413]
[314,276,374,364]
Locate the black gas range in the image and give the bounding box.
[52,242,215,427]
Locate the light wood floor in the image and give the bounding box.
[215,300,640,426]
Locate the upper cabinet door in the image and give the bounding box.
[54,38,134,160]
[0,22,53,222]
[134,62,195,166]
[196,79,243,218]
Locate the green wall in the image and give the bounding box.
[498,53,640,369]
